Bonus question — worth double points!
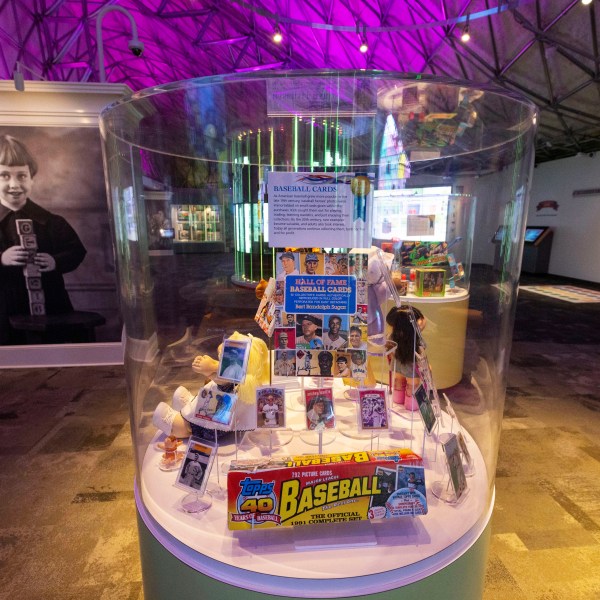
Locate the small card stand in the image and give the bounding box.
[431,433,468,504]
[207,438,228,501]
[456,430,475,478]
[298,428,337,452]
[293,521,377,551]
[339,383,373,441]
[441,394,474,477]
[181,490,213,513]
[443,393,458,434]
[248,427,294,451]
[176,437,217,513]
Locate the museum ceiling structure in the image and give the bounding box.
[1,0,599,164]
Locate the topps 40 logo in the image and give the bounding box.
[232,477,281,525]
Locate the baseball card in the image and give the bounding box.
[358,389,389,431]
[218,337,251,383]
[304,388,335,430]
[414,385,437,434]
[442,433,467,500]
[175,437,216,496]
[256,386,285,429]
[181,380,238,427]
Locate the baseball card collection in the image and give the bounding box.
[227,449,427,529]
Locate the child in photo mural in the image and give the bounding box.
[0,134,87,344]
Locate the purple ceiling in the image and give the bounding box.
[1,0,599,163]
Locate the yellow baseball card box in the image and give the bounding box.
[414,268,446,297]
[227,449,427,530]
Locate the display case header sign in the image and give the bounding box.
[267,171,373,249]
[284,275,356,314]
[266,78,376,117]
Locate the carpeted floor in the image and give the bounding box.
[519,285,600,303]
[1,268,599,599]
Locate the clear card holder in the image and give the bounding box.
[431,432,469,504]
[181,488,213,513]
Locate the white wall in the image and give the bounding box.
[528,153,600,283]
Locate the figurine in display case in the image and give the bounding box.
[152,331,269,440]
[386,306,427,411]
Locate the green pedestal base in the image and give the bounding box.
[137,508,491,600]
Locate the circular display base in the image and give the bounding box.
[136,493,492,599]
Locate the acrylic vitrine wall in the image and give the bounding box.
[100,71,536,599]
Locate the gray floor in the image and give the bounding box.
[1,275,600,599]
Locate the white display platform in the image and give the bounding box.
[139,380,491,597]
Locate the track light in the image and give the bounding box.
[272,24,282,43]
[460,15,471,42]
[357,23,368,53]
[14,67,24,92]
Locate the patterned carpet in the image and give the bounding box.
[519,285,600,303]
[0,268,599,599]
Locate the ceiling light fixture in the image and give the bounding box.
[582,0,592,5]
[272,24,283,43]
[358,24,368,53]
[12,61,47,92]
[460,15,471,42]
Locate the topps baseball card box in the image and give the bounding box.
[227,449,427,530]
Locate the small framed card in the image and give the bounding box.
[254,277,277,337]
[175,437,216,495]
[218,337,251,383]
[358,389,389,431]
[414,385,437,435]
[304,388,335,431]
[256,386,286,429]
[442,433,467,501]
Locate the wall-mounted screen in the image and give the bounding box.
[372,186,451,242]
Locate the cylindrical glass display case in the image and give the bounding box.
[100,71,536,599]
